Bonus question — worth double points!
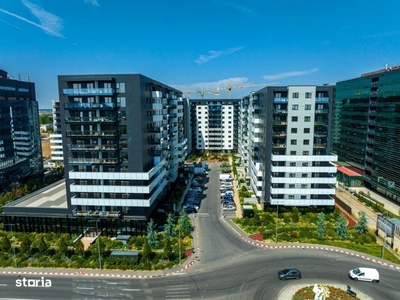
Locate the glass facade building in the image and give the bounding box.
[333,66,400,203]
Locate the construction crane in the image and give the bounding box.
[181,86,220,99]
[221,82,279,98]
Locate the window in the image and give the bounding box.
[290,162,296,167]
[292,104,299,110]
[302,162,309,167]
[304,116,311,122]
[289,195,295,199]
[305,104,311,110]
[301,184,307,189]
[291,128,297,133]
[289,184,295,188]
[304,128,310,133]
[291,139,297,145]
[303,139,310,145]
[290,151,296,155]
[292,116,298,122]
[303,151,309,155]
[289,173,296,178]
[302,173,308,178]
[305,92,312,98]
[292,92,299,98]
[301,195,307,199]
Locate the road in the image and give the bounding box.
[1,162,400,299]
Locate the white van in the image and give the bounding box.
[348,267,379,283]
[219,174,232,181]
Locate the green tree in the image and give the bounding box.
[291,207,300,223]
[164,213,176,239]
[20,235,32,254]
[37,235,48,254]
[178,208,191,233]
[355,211,369,235]
[163,237,172,260]
[2,236,11,252]
[335,214,348,239]
[316,212,326,238]
[140,238,152,266]
[74,239,85,255]
[147,219,158,248]
[58,234,68,254]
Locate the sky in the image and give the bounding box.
[1,0,400,109]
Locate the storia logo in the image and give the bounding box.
[15,277,52,288]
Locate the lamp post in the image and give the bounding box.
[89,220,102,270]
[381,212,389,260]
[4,224,17,268]
[178,226,181,265]
[275,202,279,244]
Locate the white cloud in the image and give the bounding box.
[83,0,100,6]
[21,0,63,37]
[173,77,249,95]
[0,1,64,37]
[195,46,243,65]
[263,68,319,81]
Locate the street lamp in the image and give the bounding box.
[4,223,17,268]
[178,226,181,265]
[89,220,102,270]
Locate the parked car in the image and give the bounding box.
[348,268,379,283]
[184,203,199,211]
[277,268,302,280]
[223,190,234,196]
[220,163,230,167]
[221,169,231,173]
[222,204,236,211]
[221,194,233,200]
[185,206,197,213]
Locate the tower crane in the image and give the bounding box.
[181,86,220,99]
[221,82,279,98]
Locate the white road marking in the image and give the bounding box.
[76,287,94,290]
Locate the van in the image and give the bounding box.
[348,267,379,283]
[219,174,232,181]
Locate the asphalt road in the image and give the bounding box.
[1,162,400,299]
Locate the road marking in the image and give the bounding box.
[166,287,189,291]
[122,288,140,292]
[0,284,7,286]
[76,287,94,290]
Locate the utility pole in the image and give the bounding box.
[4,224,17,268]
[179,226,181,265]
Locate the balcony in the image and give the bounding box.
[149,137,162,144]
[315,109,329,114]
[273,132,287,138]
[315,97,329,103]
[313,143,327,149]
[314,133,327,138]
[148,126,161,133]
[72,208,121,219]
[66,130,117,137]
[68,144,118,151]
[65,116,117,123]
[314,121,327,126]
[273,121,287,126]
[273,97,288,104]
[64,102,117,110]
[68,158,118,165]
[273,109,288,114]
[63,88,114,96]
[272,144,286,149]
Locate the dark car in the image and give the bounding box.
[221,194,233,200]
[221,169,231,173]
[277,268,301,280]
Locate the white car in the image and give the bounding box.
[222,204,236,211]
[222,190,234,196]
[348,267,379,283]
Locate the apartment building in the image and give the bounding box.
[239,86,337,207]
[49,99,64,164]
[190,99,239,151]
[0,69,42,191]
[333,65,400,204]
[58,74,187,228]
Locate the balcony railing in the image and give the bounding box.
[72,208,121,219]
[315,97,329,103]
[66,130,117,137]
[68,158,118,165]
[273,121,287,126]
[68,144,118,151]
[64,102,117,110]
[272,144,286,148]
[273,109,288,114]
[273,97,288,103]
[314,133,327,138]
[313,143,327,149]
[315,109,329,114]
[65,116,117,123]
[63,88,114,96]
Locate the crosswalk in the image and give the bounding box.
[165,283,191,299]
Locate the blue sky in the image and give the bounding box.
[1,0,400,108]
